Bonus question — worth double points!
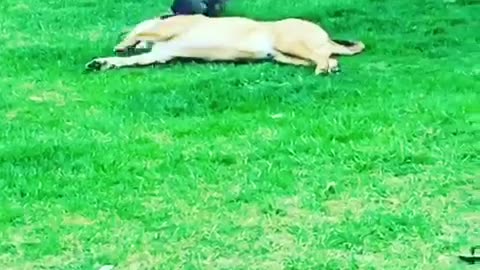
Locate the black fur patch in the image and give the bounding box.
[332,39,357,46]
[170,0,228,17]
[160,14,175,19]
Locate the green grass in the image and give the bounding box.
[1,0,479,269]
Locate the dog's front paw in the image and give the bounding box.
[85,58,115,71]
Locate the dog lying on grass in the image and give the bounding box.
[85,14,365,75]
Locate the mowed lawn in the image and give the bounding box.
[1,0,479,269]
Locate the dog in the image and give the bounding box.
[85,14,365,75]
[170,0,228,17]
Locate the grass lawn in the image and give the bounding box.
[1,0,479,269]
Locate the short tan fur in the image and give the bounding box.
[86,14,365,75]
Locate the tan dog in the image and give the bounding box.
[85,14,365,74]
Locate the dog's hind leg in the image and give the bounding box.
[272,52,312,66]
[276,43,332,75]
[303,45,332,75]
[303,47,337,75]
[327,57,340,73]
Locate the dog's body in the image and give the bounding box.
[86,15,365,74]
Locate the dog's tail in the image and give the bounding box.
[329,39,365,56]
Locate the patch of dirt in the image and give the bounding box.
[10,3,30,11]
[119,251,164,270]
[254,127,278,141]
[210,256,244,269]
[146,132,174,145]
[29,91,66,106]
[62,214,95,226]
[5,110,19,120]
[324,197,365,219]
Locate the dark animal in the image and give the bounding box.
[170,0,228,17]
